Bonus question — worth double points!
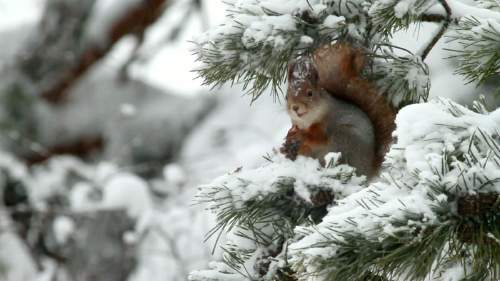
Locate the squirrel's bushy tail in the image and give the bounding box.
[344,78,396,173]
[313,43,397,175]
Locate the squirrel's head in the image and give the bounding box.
[286,56,330,129]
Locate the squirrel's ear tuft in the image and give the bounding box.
[288,60,296,80]
[309,62,319,87]
[288,56,318,86]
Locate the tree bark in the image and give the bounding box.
[40,0,168,103]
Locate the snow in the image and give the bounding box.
[255,0,311,15]
[322,15,345,28]
[192,148,366,280]
[0,227,37,280]
[448,0,500,20]
[120,103,137,116]
[241,14,297,49]
[370,0,500,21]
[405,63,429,92]
[101,173,153,218]
[0,151,215,281]
[0,0,45,31]
[440,263,466,281]
[394,0,413,18]
[0,151,28,180]
[53,216,76,244]
[1,0,499,281]
[287,98,500,281]
[27,157,93,209]
[199,153,364,206]
[391,100,500,195]
[194,0,370,86]
[388,22,482,103]
[70,182,100,212]
[123,87,290,281]
[300,35,314,45]
[130,204,214,281]
[163,164,187,188]
[369,0,433,19]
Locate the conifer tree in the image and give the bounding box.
[190,0,500,280]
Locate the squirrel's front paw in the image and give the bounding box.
[280,138,302,160]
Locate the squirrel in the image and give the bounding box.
[280,42,396,179]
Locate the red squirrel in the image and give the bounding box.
[281,43,396,179]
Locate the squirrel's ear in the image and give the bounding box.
[309,62,319,87]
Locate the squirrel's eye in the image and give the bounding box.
[307,90,313,97]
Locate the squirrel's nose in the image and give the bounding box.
[292,105,299,112]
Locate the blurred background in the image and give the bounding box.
[0,1,498,281]
[0,1,290,280]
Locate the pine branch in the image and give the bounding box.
[289,99,500,281]
[193,155,366,280]
[369,0,438,35]
[445,16,500,85]
[419,13,447,22]
[369,46,430,107]
[193,1,373,100]
[420,0,451,60]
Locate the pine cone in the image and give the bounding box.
[457,193,499,217]
[280,125,305,161]
[310,190,335,207]
[280,138,302,160]
[456,193,499,244]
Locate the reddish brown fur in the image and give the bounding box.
[290,123,329,156]
[282,123,330,167]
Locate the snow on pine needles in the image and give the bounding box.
[289,98,500,281]
[191,153,366,281]
[193,98,500,281]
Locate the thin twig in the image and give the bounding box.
[421,0,452,61]
[419,13,447,22]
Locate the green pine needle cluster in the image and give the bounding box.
[191,155,366,281]
[370,46,430,107]
[369,0,438,35]
[193,2,351,101]
[445,17,500,85]
[302,179,499,281]
[192,0,456,107]
[194,0,500,106]
[199,177,311,247]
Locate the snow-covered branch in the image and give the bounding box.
[289,98,500,281]
[191,153,366,281]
